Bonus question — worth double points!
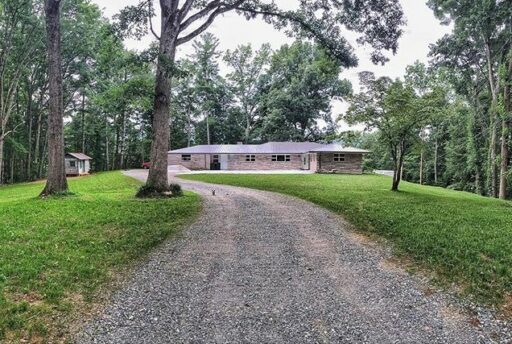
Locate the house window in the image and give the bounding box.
[272,154,290,162]
[334,153,345,162]
[245,154,255,162]
[212,155,219,163]
[182,154,191,161]
[69,160,76,167]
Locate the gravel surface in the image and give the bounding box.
[75,170,511,344]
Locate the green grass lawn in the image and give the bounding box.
[0,172,200,342]
[181,173,512,309]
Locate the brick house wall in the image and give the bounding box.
[168,153,210,170]
[317,153,363,174]
[168,152,365,173]
[228,154,303,170]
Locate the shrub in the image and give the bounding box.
[169,183,183,197]
[135,184,170,198]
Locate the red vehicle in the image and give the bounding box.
[142,162,151,169]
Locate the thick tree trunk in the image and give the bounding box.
[146,4,177,192]
[484,42,499,197]
[41,0,68,196]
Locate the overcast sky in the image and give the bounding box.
[91,0,451,131]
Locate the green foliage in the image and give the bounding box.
[169,183,183,196]
[182,173,512,307]
[259,41,351,141]
[0,172,200,341]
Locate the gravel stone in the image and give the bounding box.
[75,170,511,344]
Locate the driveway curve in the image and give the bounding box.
[76,170,507,344]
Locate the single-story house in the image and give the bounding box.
[168,142,369,173]
[65,152,92,176]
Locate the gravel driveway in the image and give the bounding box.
[76,170,510,344]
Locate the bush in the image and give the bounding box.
[135,184,170,198]
[169,183,183,197]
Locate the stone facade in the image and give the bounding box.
[228,154,303,170]
[168,153,210,170]
[168,152,364,173]
[316,153,363,174]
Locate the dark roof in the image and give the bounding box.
[168,142,368,154]
[66,152,92,160]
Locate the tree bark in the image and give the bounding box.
[499,55,512,199]
[146,1,178,191]
[0,138,4,184]
[391,142,405,191]
[419,149,423,185]
[434,138,438,184]
[81,92,86,153]
[41,0,68,196]
[484,41,499,198]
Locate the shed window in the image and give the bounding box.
[181,154,191,161]
[212,155,219,163]
[245,154,255,162]
[69,160,76,167]
[272,154,290,162]
[334,153,345,162]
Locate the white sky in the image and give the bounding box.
[91,0,451,131]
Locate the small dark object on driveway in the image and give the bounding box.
[142,162,151,169]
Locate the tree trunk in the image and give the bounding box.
[434,138,438,184]
[187,109,192,147]
[206,112,211,145]
[41,0,68,196]
[391,142,404,191]
[146,4,177,192]
[0,137,4,184]
[498,55,512,199]
[419,149,423,185]
[120,109,127,169]
[81,92,86,153]
[105,115,109,170]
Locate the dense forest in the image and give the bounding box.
[1,0,511,199]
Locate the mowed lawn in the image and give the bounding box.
[0,172,200,342]
[182,173,512,308]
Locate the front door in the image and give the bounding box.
[220,154,229,170]
[301,154,310,170]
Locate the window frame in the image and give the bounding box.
[272,154,291,162]
[181,154,192,161]
[245,154,256,162]
[69,160,76,168]
[212,155,219,163]
[333,153,345,162]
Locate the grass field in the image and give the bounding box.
[0,172,200,342]
[182,173,512,309]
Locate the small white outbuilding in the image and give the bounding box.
[65,152,92,176]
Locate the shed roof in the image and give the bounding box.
[168,142,368,154]
[66,152,92,160]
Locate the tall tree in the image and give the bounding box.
[259,41,351,141]
[117,0,405,193]
[224,43,271,143]
[343,73,429,191]
[41,0,67,196]
[428,0,512,198]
